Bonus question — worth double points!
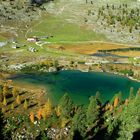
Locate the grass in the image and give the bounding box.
[49,42,135,55]
[112,51,140,57]
[26,15,107,43]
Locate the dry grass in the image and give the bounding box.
[112,51,140,57]
[48,42,134,55]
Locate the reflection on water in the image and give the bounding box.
[10,70,140,105]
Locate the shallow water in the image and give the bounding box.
[10,70,140,105]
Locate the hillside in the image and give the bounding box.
[44,0,140,44]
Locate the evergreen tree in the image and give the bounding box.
[23,99,28,110]
[118,95,140,140]
[44,98,52,118]
[114,96,119,108]
[42,98,52,120]
[86,96,100,130]
[70,106,87,139]
[129,87,134,100]
[0,88,3,102]
[16,95,21,105]
[37,109,42,120]
[55,105,61,117]
[3,84,8,97]
[58,93,73,118]
[136,88,140,97]
[11,103,14,110]
[29,111,35,123]
[3,97,7,106]
[12,87,18,97]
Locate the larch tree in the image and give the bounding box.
[37,109,42,120]
[42,98,52,120]
[124,99,129,106]
[45,98,52,118]
[55,105,61,117]
[114,96,119,108]
[11,103,14,110]
[3,84,8,97]
[29,111,35,123]
[23,99,28,110]
[16,95,21,105]
[3,97,7,106]
[0,88,3,102]
[12,87,18,98]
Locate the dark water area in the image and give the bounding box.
[10,70,140,105]
[92,53,128,58]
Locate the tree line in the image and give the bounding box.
[0,82,140,139]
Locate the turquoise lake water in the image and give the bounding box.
[11,70,140,105]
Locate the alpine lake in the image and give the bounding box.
[10,70,140,105]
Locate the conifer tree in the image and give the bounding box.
[44,98,52,118]
[3,97,7,106]
[12,87,18,97]
[23,99,28,110]
[86,96,100,129]
[37,109,42,120]
[114,96,119,107]
[3,84,8,97]
[61,117,69,128]
[58,93,73,118]
[42,98,52,120]
[55,106,61,117]
[42,108,47,121]
[70,106,87,138]
[0,89,3,102]
[11,103,14,110]
[129,87,134,100]
[2,107,6,113]
[16,95,21,105]
[29,111,35,123]
[136,88,140,97]
[124,99,129,105]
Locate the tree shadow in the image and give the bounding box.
[132,130,140,140]
[73,130,84,140]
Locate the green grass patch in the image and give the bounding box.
[27,15,107,43]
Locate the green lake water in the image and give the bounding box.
[10,70,140,105]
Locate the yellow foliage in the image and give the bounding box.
[3,97,7,106]
[7,80,13,85]
[3,84,8,97]
[23,99,28,110]
[124,99,129,105]
[37,109,42,120]
[44,98,52,117]
[118,107,122,113]
[41,60,53,67]
[11,103,14,110]
[109,105,113,112]
[114,96,119,107]
[2,107,6,113]
[61,118,69,128]
[12,87,18,97]
[55,106,61,117]
[42,108,47,120]
[29,112,35,123]
[41,99,52,120]
[105,103,110,111]
[16,95,21,105]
